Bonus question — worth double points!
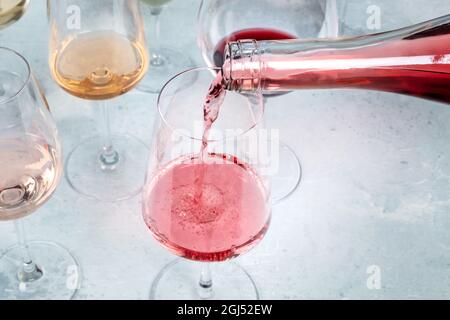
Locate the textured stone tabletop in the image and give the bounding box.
[1,0,450,299]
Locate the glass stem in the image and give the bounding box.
[198,263,214,299]
[150,7,164,66]
[99,100,119,170]
[14,220,43,282]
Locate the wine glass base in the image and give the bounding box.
[137,48,195,94]
[150,259,260,300]
[65,134,149,202]
[0,241,80,300]
[272,141,302,204]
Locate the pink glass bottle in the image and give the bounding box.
[222,14,450,104]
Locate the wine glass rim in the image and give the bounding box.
[157,67,265,143]
[0,47,32,105]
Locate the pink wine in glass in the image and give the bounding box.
[143,153,270,262]
[213,28,296,67]
[222,15,450,104]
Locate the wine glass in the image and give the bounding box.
[143,68,271,299]
[137,0,194,93]
[197,0,336,203]
[0,47,80,300]
[0,0,29,30]
[48,0,150,202]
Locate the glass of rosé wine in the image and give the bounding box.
[48,0,149,202]
[142,67,271,300]
[0,47,80,300]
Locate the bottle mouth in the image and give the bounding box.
[223,40,261,92]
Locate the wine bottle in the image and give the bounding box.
[222,14,450,104]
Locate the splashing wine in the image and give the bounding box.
[143,70,269,262]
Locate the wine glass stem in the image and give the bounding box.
[99,100,120,170]
[14,220,43,282]
[149,7,164,66]
[198,263,214,299]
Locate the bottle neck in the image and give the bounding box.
[223,40,262,92]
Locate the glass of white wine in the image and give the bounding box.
[0,47,80,300]
[48,0,150,202]
[137,0,194,93]
[0,0,29,30]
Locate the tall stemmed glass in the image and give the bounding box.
[137,0,194,93]
[0,47,80,300]
[197,0,335,203]
[48,0,149,202]
[0,0,29,29]
[142,68,271,299]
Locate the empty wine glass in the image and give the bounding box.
[143,68,271,299]
[0,0,29,30]
[0,47,80,300]
[197,0,337,203]
[137,0,194,93]
[48,0,150,202]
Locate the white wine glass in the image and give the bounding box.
[0,0,29,30]
[48,0,150,202]
[0,47,80,300]
[137,0,194,93]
